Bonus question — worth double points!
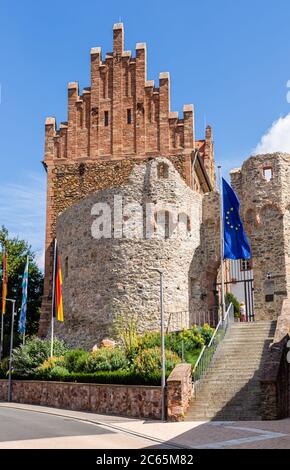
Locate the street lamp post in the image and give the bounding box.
[6,298,16,403]
[150,268,166,422]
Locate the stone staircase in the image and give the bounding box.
[186,320,276,421]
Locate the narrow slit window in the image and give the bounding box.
[104,111,109,127]
[127,109,132,124]
[65,256,68,278]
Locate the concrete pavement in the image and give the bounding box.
[0,403,290,449]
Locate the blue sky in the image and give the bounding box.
[1,0,290,268]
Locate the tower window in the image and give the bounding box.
[157,162,169,179]
[104,111,109,127]
[240,259,252,271]
[263,167,272,182]
[127,109,132,124]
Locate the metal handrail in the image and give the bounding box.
[193,345,206,370]
[192,303,234,395]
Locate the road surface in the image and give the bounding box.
[0,405,172,449]
[1,403,290,449]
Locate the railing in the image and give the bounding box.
[166,311,189,333]
[166,308,219,333]
[192,303,234,396]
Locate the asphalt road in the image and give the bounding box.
[0,407,164,449]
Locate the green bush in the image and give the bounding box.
[114,313,141,360]
[49,366,70,380]
[139,325,214,359]
[225,292,240,314]
[36,356,65,374]
[133,347,180,376]
[179,326,205,351]
[86,348,128,372]
[0,357,9,378]
[11,337,67,377]
[15,370,163,386]
[64,349,89,373]
[198,324,215,345]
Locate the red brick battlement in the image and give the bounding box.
[44,23,204,164]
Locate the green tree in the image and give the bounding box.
[225,292,240,315]
[0,226,43,356]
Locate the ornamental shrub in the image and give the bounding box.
[36,356,65,374]
[64,349,90,373]
[49,366,70,380]
[85,348,128,373]
[225,292,240,315]
[12,337,67,377]
[114,313,141,360]
[0,357,9,378]
[198,323,215,345]
[179,326,205,352]
[133,347,180,376]
[25,370,163,386]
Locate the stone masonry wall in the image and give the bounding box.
[260,299,290,419]
[40,23,216,336]
[0,380,162,420]
[230,153,290,320]
[167,363,193,421]
[54,158,204,348]
[0,363,192,421]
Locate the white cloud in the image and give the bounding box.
[0,171,46,271]
[254,113,290,155]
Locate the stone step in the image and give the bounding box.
[198,377,261,385]
[185,319,277,422]
[186,411,262,421]
[189,398,261,410]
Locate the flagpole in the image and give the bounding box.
[0,311,3,361]
[23,255,29,346]
[218,166,226,322]
[50,239,57,358]
[0,244,5,361]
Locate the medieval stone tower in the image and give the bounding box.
[40,24,218,345]
[231,152,290,321]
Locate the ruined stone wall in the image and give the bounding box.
[231,152,290,320]
[54,158,204,349]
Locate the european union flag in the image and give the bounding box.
[222,178,251,260]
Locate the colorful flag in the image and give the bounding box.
[2,247,7,315]
[222,178,251,260]
[53,241,64,322]
[18,257,29,335]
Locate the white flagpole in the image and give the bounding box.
[0,244,5,361]
[50,239,57,358]
[218,166,226,322]
[22,255,29,346]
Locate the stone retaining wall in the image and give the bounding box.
[0,364,193,421]
[0,380,162,420]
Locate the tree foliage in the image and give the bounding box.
[0,226,44,355]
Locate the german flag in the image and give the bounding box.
[53,240,64,322]
[2,246,7,315]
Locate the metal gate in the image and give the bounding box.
[216,259,255,322]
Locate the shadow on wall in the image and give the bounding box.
[188,195,221,327]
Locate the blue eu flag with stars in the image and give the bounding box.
[222,178,251,260]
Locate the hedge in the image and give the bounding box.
[0,370,166,386]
